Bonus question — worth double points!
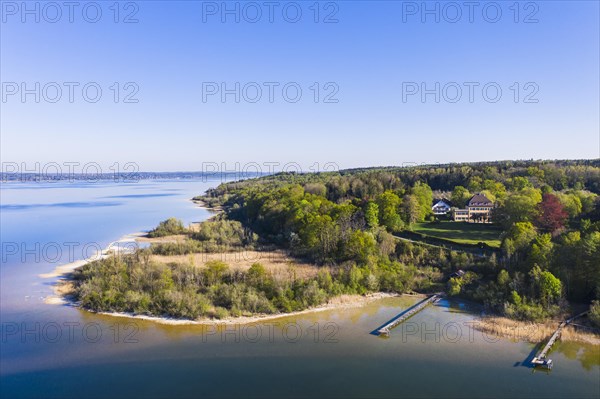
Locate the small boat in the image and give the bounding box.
[532,357,553,370]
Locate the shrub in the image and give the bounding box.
[300,281,328,307]
[213,307,230,319]
[193,219,257,248]
[148,218,186,237]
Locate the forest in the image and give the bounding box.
[73,160,600,323]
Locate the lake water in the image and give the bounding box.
[1,180,598,398]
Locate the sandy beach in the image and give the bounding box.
[91,292,402,325]
[40,227,403,324]
[40,232,146,305]
[39,225,599,343]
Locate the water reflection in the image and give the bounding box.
[2,180,598,399]
[555,341,600,370]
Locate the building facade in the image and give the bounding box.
[432,199,452,215]
[452,193,494,223]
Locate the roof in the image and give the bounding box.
[468,193,493,206]
[432,199,452,208]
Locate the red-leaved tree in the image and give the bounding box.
[535,193,568,233]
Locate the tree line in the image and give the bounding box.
[74,160,600,323]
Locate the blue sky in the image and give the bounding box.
[1,0,599,172]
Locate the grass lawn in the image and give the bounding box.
[412,221,502,248]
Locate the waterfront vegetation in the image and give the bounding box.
[73,160,600,323]
[73,250,442,319]
[147,217,187,238]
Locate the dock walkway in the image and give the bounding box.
[376,294,442,336]
[531,311,589,369]
[531,322,564,368]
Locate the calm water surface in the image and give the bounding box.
[1,180,599,398]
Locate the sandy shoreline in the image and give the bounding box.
[39,225,405,325]
[39,231,146,279]
[40,196,217,281]
[40,232,146,304]
[42,252,600,343]
[38,203,599,342]
[45,262,402,324]
[91,292,402,325]
[192,198,223,213]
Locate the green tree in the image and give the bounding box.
[506,222,538,251]
[376,229,397,258]
[316,269,334,292]
[539,270,562,307]
[347,265,364,293]
[556,192,583,218]
[412,182,433,222]
[148,218,186,238]
[482,180,507,202]
[510,290,522,306]
[574,191,597,214]
[467,176,483,192]
[508,176,533,191]
[402,194,420,226]
[376,191,403,232]
[501,189,542,226]
[364,201,379,229]
[501,238,516,258]
[448,277,462,296]
[203,261,229,286]
[497,269,510,287]
[304,182,327,197]
[527,166,545,180]
[247,262,269,288]
[580,232,600,299]
[529,233,554,267]
[343,230,377,264]
[451,186,471,208]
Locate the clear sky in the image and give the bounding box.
[1,0,599,172]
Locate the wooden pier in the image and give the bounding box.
[531,322,564,369]
[531,311,589,369]
[376,294,442,336]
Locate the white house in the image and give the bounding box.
[432,199,452,215]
